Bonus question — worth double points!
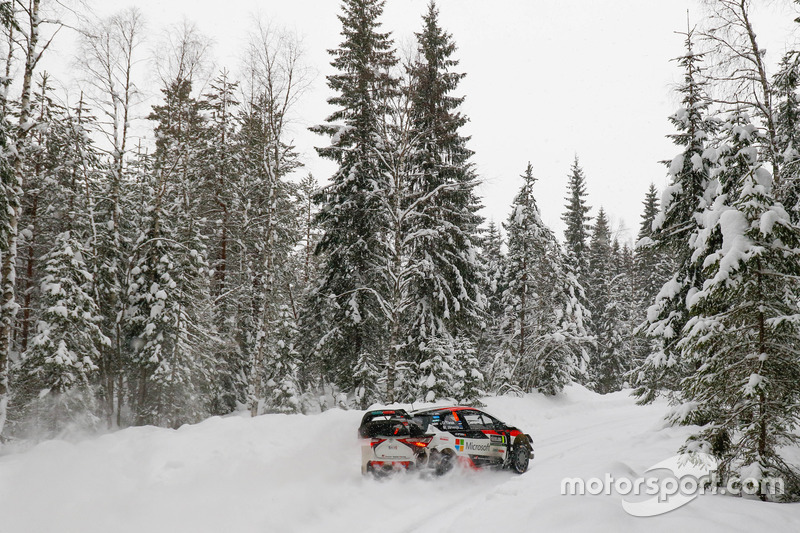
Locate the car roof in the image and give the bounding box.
[411,406,481,415]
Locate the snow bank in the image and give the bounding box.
[0,386,797,532]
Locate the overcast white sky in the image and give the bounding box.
[35,0,799,243]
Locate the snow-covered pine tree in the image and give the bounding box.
[677,139,800,499]
[633,184,672,314]
[499,163,589,396]
[613,240,639,386]
[10,80,108,436]
[453,335,484,406]
[404,1,484,392]
[310,0,398,396]
[288,174,323,407]
[128,76,214,427]
[635,29,718,403]
[476,221,506,381]
[263,303,302,414]
[702,0,782,187]
[352,350,381,409]
[60,96,114,425]
[670,108,765,421]
[198,71,244,415]
[237,23,307,415]
[236,91,303,416]
[773,50,800,220]
[561,156,592,279]
[296,173,322,289]
[15,231,109,434]
[631,184,672,388]
[418,334,459,403]
[16,75,61,361]
[586,208,627,393]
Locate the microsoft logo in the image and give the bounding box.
[455,438,464,452]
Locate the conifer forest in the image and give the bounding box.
[1,0,800,504]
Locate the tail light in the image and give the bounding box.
[371,438,386,448]
[398,437,432,449]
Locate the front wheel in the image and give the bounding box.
[510,445,530,474]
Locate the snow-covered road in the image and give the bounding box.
[1,386,798,532]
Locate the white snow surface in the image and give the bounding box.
[1,386,798,532]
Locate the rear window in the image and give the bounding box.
[359,410,428,438]
[412,415,432,430]
[360,419,411,438]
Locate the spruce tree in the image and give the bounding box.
[636,29,718,403]
[634,184,672,311]
[476,221,506,378]
[199,72,242,416]
[453,335,484,405]
[614,240,639,386]
[128,77,214,427]
[561,156,592,277]
[311,0,398,396]
[404,0,484,377]
[499,163,589,395]
[236,91,302,416]
[15,232,109,433]
[586,208,628,393]
[678,150,800,499]
[418,335,459,403]
[631,184,671,384]
[773,50,800,220]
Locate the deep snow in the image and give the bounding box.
[1,386,798,533]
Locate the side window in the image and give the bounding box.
[462,412,488,430]
[481,413,502,429]
[441,411,463,430]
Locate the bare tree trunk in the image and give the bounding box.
[304,181,313,284]
[1,0,43,439]
[19,193,36,352]
[387,188,402,404]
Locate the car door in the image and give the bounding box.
[461,411,509,459]
[453,410,498,458]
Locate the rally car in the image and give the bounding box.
[359,406,533,476]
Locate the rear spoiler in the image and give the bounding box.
[360,409,411,424]
[359,409,423,438]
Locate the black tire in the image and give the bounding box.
[510,445,530,474]
[434,451,455,476]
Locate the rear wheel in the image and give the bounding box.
[510,445,530,474]
[433,451,455,476]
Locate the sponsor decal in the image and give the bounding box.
[455,438,465,452]
[465,441,491,453]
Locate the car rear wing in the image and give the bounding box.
[358,409,429,438]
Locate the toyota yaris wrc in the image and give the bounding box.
[359,406,533,476]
